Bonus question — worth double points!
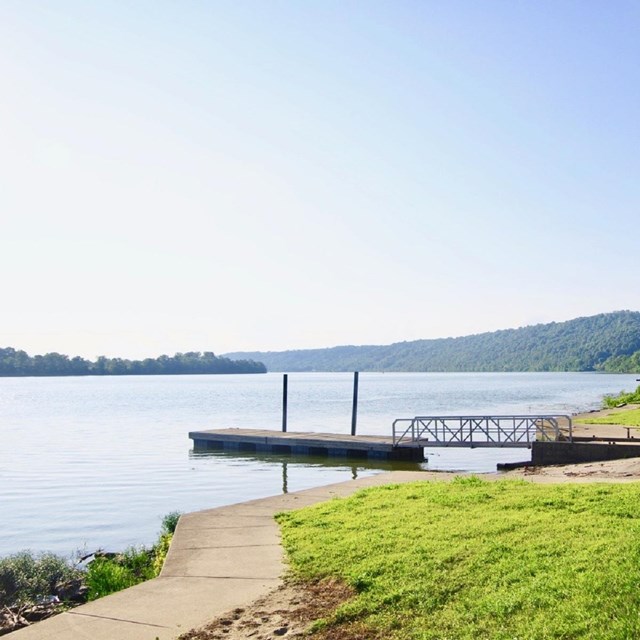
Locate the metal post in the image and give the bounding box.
[351,371,359,436]
[282,374,288,433]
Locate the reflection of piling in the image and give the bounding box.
[351,371,359,436]
[282,374,288,433]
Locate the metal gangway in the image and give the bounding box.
[392,414,572,448]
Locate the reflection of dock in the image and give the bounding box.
[189,428,425,461]
[189,448,425,473]
[188,449,426,493]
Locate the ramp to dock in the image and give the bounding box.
[392,414,572,448]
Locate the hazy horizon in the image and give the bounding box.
[1,309,634,360]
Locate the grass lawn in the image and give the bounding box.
[277,478,640,639]
[580,408,640,427]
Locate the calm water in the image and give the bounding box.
[0,371,635,558]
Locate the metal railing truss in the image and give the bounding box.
[392,414,572,448]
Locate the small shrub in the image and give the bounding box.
[161,511,181,535]
[0,551,82,607]
[152,533,172,576]
[86,547,156,601]
[1,511,182,608]
[85,512,180,600]
[86,558,139,600]
[603,385,640,408]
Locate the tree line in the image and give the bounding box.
[0,348,267,377]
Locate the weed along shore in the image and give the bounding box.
[1,514,180,636]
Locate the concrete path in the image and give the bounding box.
[12,470,438,640]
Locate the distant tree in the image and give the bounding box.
[0,348,267,377]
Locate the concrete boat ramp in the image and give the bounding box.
[10,471,430,640]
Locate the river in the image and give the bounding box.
[0,371,634,557]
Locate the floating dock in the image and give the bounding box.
[189,428,425,461]
[190,416,640,467]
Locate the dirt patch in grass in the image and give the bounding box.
[177,577,376,640]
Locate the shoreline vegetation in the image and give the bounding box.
[574,386,640,428]
[0,513,180,636]
[0,348,266,377]
[603,385,640,408]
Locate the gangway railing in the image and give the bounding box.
[392,415,572,448]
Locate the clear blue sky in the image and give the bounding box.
[2,1,639,359]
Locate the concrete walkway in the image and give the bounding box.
[12,471,437,640]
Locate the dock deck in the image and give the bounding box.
[189,428,425,461]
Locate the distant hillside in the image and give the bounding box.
[225,311,640,373]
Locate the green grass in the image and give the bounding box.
[277,478,640,639]
[580,408,640,427]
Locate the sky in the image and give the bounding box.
[1,1,639,359]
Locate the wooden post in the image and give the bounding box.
[351,371,359,436]
[282,374,288,432]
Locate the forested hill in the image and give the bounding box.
[0,349,267,377]
[225,311,640,373]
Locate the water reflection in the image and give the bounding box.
[190,448,426,475]
[282,461,287,493]
[189,449,427,495]
[189,445,533,477]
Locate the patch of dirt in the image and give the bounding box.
[177,578,379,640]
[504,457,640,482]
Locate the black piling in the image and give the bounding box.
[351,371,359,436]
[282,373,288,432]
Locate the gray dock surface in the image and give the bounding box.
[189,428,425,461]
